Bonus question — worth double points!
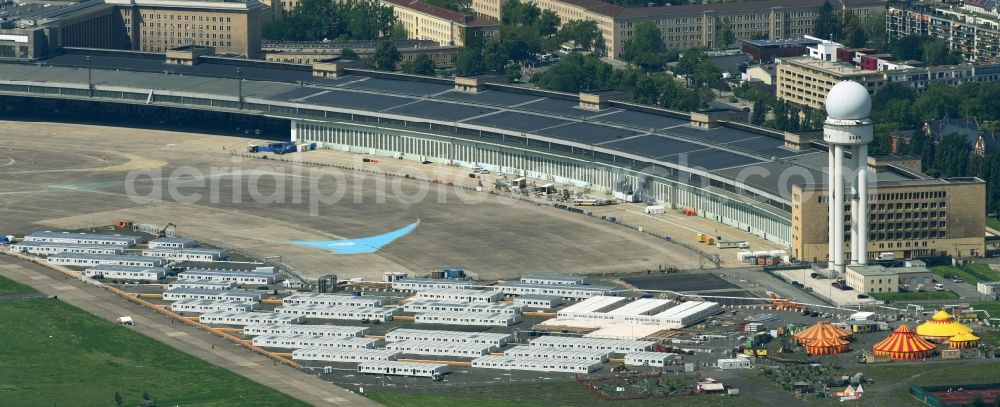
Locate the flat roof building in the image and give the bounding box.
[392,278,474,291]
[48,253,167,268]
[275,304,398,322]
[9,241,126,256]
[529,336,655,353]
[199,311,305,325]
[471,355,601,374]
[178,269,281,285]
[243,323,368,338]
[147,237,197,249]
[83,264,168,281]
[170,298,260,313]
[386,339,495,357]
[414,288,503,303]
[505,346,609,362]
[414,311,522,327]
[381,0,498,47]
[282,292,385,307]
[251,334,379,349]
[141,247,226,261]
[493,282,619,299]
[25,231,142,246]
[521,274,585,285]
[358,361,448,378]
[403,300,522,315]
[513,294,564,309]
[625,351,677,367]
[776,57,885,110]
[167,278,236,291]
[385,328,514,346]
[162,287,263,302]
[293,347,400,363]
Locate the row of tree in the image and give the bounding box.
[263,0,403,41]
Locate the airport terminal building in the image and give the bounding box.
[0,48,985,260]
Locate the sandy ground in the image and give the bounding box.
[0,120,711,280]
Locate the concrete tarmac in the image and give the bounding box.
[0,256,380,407]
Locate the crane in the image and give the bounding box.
[157,223,177,237]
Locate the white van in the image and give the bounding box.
[934,283,945,291]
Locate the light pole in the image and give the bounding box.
[86,55,93,97]
[237,67,244,110]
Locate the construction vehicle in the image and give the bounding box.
[157,223,177,238]
[114,219,133,229]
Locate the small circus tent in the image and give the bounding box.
[948,332,980,349]
[793,321,852,345]
[871,324,936,360]
[804,335,849,355]
[915,310,973,341]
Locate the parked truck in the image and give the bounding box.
[717,239,750,249]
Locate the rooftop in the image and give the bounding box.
[550,0,883,19]
[381,0,497,27]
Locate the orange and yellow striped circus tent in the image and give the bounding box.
[805,335,849,355]
[793,321,852,345]
[916,310,973,341]
[871,324,936,360]
[948,332,980,349]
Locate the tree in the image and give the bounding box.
[716,18,734,49]
[505,62,522,83]
[620,21,666,73]
[558,20,604,55]
[933,133,972,177]
[861,15,887,51]
[840,11,867,48]
[538,10,560,37]
[923,38,962,66]
[501,0,540,27]
[750,100,768,125]
[371,40,400,71]
[262,0,400,41]
[402,54,436,75]
[114,392,123,407]
[340,48,359,59]
[453,46,487,76]
[813,0,841,41]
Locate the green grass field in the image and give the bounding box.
[0,298,307,407]
[872,290,959,301]
[0,274,36,295]
[985,216,1000,231]
[930,264,1000,285]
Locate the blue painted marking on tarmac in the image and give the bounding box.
[290,220,419,254]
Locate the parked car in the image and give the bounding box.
[934,283,946,291]
[952,278,964,283]
[857,294,870,299]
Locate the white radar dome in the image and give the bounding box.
[824,81,872,120]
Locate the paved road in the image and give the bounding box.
[0,256,380,407]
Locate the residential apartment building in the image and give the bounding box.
[479,0,884,59]
[776,57,885,110]
[791,178,986,263]
[263,40,458,68]
[887,1,1000,63]
[382,0,499,46]
[110,0,269,57]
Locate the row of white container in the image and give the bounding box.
[384,328,514,347]
[413,288,503,303]
[274,304,398,322]
[282,292,385,307]
[170,299,260,313]
[140,248,226,262]
[471,356,601,374]
[243,323,369,338]
[391,278,474,291]
[177,269,281,285]
[402,300,522,315]
[10,241,125,256]
[83,265,167,281]
[386,340,495,357]
[358,361,449,378]
[292,347,400,363]
[163,288,263,302]
[25,231,142,246]
[199,311,305,326]
[251,334,379,349]
[48,253,167,268]
[167,278,236,291]
[512,295,564,309]
[529,336,655,353]
[413,311,522,327]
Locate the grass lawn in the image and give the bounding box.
[930,264,999,285]
[368,379,759,407]
[872,290,959,301]
[972,301,1000,316]
[986,216,1000,231]
[0,274,36,295]
[0,298,307,407]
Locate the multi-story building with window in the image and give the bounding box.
[887,1,1000,62]
[776,57,885,110]
[474,0,884,59]
[382,0,499,46]
[792,178,986,263]
[110,0,268,57]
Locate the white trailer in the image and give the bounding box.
[358,361,449,379]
